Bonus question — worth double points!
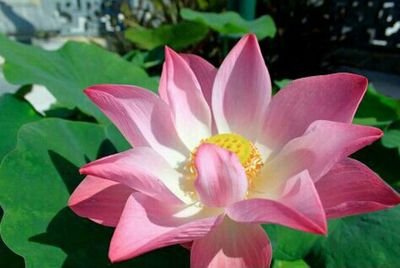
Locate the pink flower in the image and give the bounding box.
[69,34,400,267]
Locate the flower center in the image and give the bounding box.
[189,133,264,186]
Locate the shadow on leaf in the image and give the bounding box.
[0,208,25,268]
[29,141,189,267]
[48,150,83,195]
[49,139,119,195]
[352,142,400,186]
[29,206,190,267]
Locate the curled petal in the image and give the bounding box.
[109,193,222,262]
[316,158,400,218]
[260,73,368,151]
[228,170,327,234]
[191,217,272,268]
[194,144,248,208]
[212,34,271,140]
[266,120,383,183]
[68,176,133,227]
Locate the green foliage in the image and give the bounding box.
[381,120,400,158]
[180,8,276,39]
[0,93,41,267]
[352,86,400,186]
[125,22,209,50]
[306,207,400,268]
[273,259,309,268]
[382,129,400,149]
[353,85,400,127]
[0,94,41,160]
[0,236,24,268]
[0,94,41,267]
[353,141,400,186]
[263,225,319,260]
[123,48,164,69]
[0,34,157,123]
[274,79,292,89]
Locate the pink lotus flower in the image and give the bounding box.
[69,34,400,267]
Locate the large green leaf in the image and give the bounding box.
[0,119,189,268]
[125,22,209,50]
[0,237,22,268]
[381,120,400,155]
[180,8,276,40]
[266,209,400,267]
[123,48,164,69]
[0,35,157,123]
[352,86,400,184]
[306,207,400,268]
[0,94,41,160]
[352,140,400,185]
[263,225,319,261]
[273,259,309,268]
[382,129,400,149]
[353,86,400,126]
[0,210,24,268]
[0,93,40,267]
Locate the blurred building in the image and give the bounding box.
[0,0,162,40]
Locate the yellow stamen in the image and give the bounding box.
[188,133,264,188]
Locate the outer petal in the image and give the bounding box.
[266,120,383,183]
[180,53,217,109]
[212,34,271,140]
[159,47,212,149]
[315,158,400,218]
[158,62,168,100]
[228,170,327,234]
[191,217,272,268]
[109,193,222,262]
[260,73,368,151]
[68,176,133,227]
[194,144,248,208]
[80,147,190,204]
[85,84,188,166]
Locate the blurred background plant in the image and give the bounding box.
[0,0,399,268]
